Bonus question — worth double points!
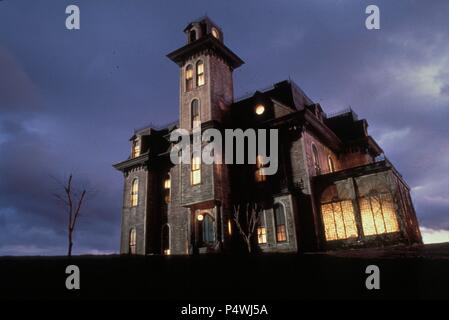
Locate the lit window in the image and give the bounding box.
[191,99,201,129]
[312,144,321,175]
[211,27,219,39]
[321,200,358,241]
[132,139,140,158]
[255,155,267,182]
[191,153,201,185]
[257,212,267,244]
[328,155,335,173]
[130,179,138,207]
[129,228,136,254]
[255,104,265,115]
[196,60,205,86]
[227,219,232,235]
[163,174,171,204]
[274,203,287,242]
[185,65,193,91]
[359,192,399,236]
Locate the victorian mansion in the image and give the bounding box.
[113,17,422,255]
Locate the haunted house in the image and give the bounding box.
[113,17,422,255]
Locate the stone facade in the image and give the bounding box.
[113,17,422,255]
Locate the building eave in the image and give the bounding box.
[113,153,150,172]
[167,35,244,69]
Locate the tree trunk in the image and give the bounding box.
[68,232,73,257]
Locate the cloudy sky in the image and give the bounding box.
[0,0,448,255]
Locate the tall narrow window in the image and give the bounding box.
[162,224,170,255]
[359,191,399,236]
[132,139,140,158]
[328,155,335,173]
[312,143,321,175]
[191,153,201,185]
[163,174,171,204]
[321,200,358,241]
[196,60,205,86]
[202,214,214,245]
[191,99,201,129]
[130,179,138,207]
[255,155,267,182]
[129,228,136,254]
[185,65,193,91]
[257,212,267,244]
[274,203,287,242]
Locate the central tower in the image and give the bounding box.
[168,16,244,129]
[167,17,244,253]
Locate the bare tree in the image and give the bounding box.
[233,203,261,253]
[53,174,86,257]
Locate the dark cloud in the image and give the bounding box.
[0,0,448,254]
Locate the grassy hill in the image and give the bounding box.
[1,243,448,300]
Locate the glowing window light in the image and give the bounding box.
[360,192,399,236]
[130,179,139,207]
[257,227,267,244]
[227,219,232,235]
[255,104,265,115]
[321,200,358,241]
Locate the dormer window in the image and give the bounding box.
[185,65,193,91]
[196,60,205,86]
[189,30,196,43]
[211,27,219,39]
[132,139,140,158]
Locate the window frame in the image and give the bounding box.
[274,203,288,243]
[196,60,205,87]
[312,143,321,175]
[191,153,201,185]
[129,228,137,254]
[257,211,267,244]
[130,178,139,207]
[185,64,193,91]
[191,99,201,130]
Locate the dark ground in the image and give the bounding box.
[0,243,448,300]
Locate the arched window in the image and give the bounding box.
[129,228,136,254]
[130,179,138,207]
[257,212,267,244]
[328,155,335,173]
[191,99,200,129]
[312,143,321,175]
[162,224,170,255]
[320,185,358,241]
[359,190,399,236]
[196,60,205,86]
[274,203,287,242]
[202,213,214,245]
[191,153,201,185]
[163,174,171,204]
[185,65,193,91]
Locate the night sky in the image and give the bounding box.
[1,0,448,255]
